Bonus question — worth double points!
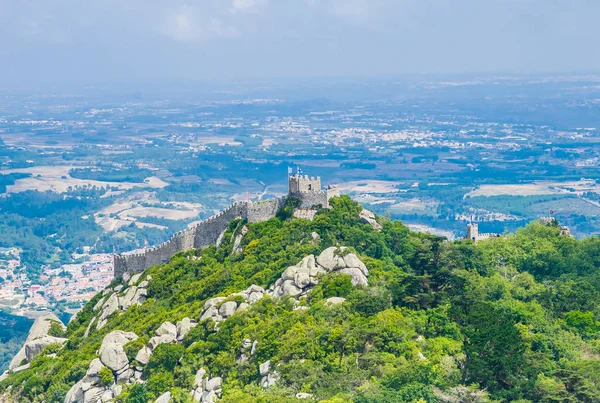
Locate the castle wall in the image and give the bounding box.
[247,198,283,222]
[293,190,330,209]
[114,175,340,278]
[114,200,282,278]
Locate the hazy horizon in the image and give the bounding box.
[1,0,600,88]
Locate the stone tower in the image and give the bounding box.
[288,174,322,194]
[466,223,479,241]
[287,173,339,209]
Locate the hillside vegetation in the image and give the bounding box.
[2,196,600,402]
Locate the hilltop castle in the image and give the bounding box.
[113,173,339,278]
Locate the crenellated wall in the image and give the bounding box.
[113,200,283,278]
[114,176,340,278]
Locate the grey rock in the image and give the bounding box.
[155,391,172,403]
[83,387,104,403]
[204,377,222,391]
[325,297,346,305]
[97,294,119,330]
[25,336,67,362]
[199,305,218,322]
[342,253,369,276]
[218,301,238,317]
[191,387,203,401]
[99,331,138,372]
[296,393,313,399]
[12,363,30,373]
[194,367,207,388]
[201,390,218,403]
[9,312,66,370]
[84,317,96,339]
[112,384,123,397]
[99,343,129,373]
[128,273,141,286]
[176,317,197,341]
[94,297,106,311]
[86,358,105,377]
[155,322,177,338]
[259,360,271,376]
[338,267,368,287]
[135,346,152,365]
[148,334,177,350]
[281,280,303,297]
[65,380,85,403]
[100,389,114,402]
[236,302,249,312]
[316,247,346,270]
[138,280,148,288]
[360,209,382,231]
[116,368,133,383]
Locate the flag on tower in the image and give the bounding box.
[288,166,293,175]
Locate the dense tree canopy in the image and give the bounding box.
[2,196,600,402]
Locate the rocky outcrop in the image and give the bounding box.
[259,360,280,388]
[269,247,368,298]
[359,208,382,231]
[190,368,222,403]
[135,318,196,366]
[199,285,265,324]
[8,313,67,371]
[198,247,368,326]
[92,275,149,332]
[65,331,138,403]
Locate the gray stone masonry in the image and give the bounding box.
[114,174,338,278]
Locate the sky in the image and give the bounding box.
[1,0,599,87]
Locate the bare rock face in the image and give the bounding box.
[359,208,382,231]
[9,313,66,370]
[96,294,119,330]
[92,278,149,332]
[24,335,68,362]
[65,331,138,403]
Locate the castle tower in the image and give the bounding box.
[288,174,322,194]
[466,223,479,241]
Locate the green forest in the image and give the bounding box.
[2,196,600,402]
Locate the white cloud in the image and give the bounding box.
[159,5,238,43]
[232,0,268,12]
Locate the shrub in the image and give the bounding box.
[98,366,114,387]
[147,370,175,398]
[48,321,66,338]
[147,343,185,373]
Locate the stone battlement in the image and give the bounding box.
[113,173,339,278]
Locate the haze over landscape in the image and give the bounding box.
[2,0,600,86]
[2,2,600,403]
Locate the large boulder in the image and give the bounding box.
[24,335,67,361]
[135,346,152,365]
[9,313,66,370]
[359,208,382,231]
[98,331,138,373]
[176,317,197,341]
